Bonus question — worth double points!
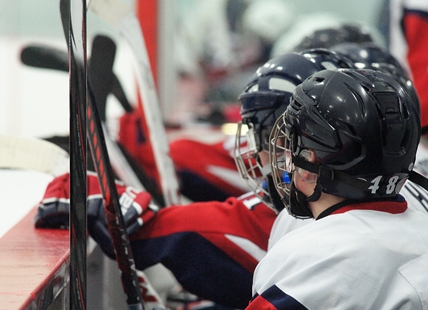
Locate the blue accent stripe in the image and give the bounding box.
[405,8,428,20]
[261,285,307,309]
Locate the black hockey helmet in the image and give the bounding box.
[331,42,421,117]
[293,23,375,52]
[238,49,354,153]
[235,50,355,211]
[270,68,421,217]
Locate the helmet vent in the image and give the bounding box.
[289,98,303,112]
[314,76,326,83]
[321,61,340,70]
[247,84,259,93]
[373,92,406,154]
[269,77,296,93]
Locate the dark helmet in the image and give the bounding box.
[270,68,421,217]
[235,50,355,211]
[293,23,375,52]
[331,42,421,117]
[238,49,354,153]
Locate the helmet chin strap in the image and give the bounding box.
[289,182,313,218]
[306,182,324,202]
[266,175,285,213]
[289,178,326,218]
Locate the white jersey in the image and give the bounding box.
[267,208,312,251]
[248,141,428,309]
[401,140,428,215]
[251,200,428,309]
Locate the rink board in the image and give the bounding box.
[0,169,69,310]
[0,207,69,310]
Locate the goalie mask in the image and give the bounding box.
[234,50,354,212]
[270,69,420,218]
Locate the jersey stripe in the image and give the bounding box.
[331,199,407,215]
[247,285,307,309]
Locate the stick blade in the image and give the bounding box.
[0,134,69,176]
[21,45,69,72]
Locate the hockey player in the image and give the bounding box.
[35,50,354,309]
[387,0,428,128]
[118,107,249,202]
[270,16,383,58]
[36,49,428,308]
[256,68,428,309]
[117,21,387,204]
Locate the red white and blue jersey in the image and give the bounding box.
[127,142,428,309]
[249,199,428,309]
[36,134,428,309]
[130,191,276,309]
[389,0,428,127]
[169,136,249,202]
[118,109,249,202]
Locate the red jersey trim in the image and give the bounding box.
[331,200,408,215]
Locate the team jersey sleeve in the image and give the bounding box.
[169,138,249,201]
[118,108,249,202]
[130,193,277,309]
[246,286,307,310]
[403,5,428,127]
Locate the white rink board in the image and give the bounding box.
[0,169,53,238]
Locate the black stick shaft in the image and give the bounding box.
[87,74,145,310]
[87,34,145,308]
[67,0,87,308]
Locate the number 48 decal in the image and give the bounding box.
[368,175,403,194]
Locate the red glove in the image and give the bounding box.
[35,171,159,258]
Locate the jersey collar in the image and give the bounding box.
[317,195,407,220]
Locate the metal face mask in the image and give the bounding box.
[270,113,318,217]
[269,115,293,214]
[234,121,273,208]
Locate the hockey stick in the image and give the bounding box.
[86,45,146,310]
[21,33,168,307]
[62,0,146,308]
[19,42,166,207]
[88,0,181,206]
[62,0,88,308]
[20,44,134,116]
[88,35,166,309]
[0,134,69,176]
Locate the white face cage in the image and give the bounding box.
[270,112,320,213]
[269,113,291,205]
[234,122,273,209]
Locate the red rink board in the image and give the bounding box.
[0,207,69,310]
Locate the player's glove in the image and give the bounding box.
[35,172,159,258]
